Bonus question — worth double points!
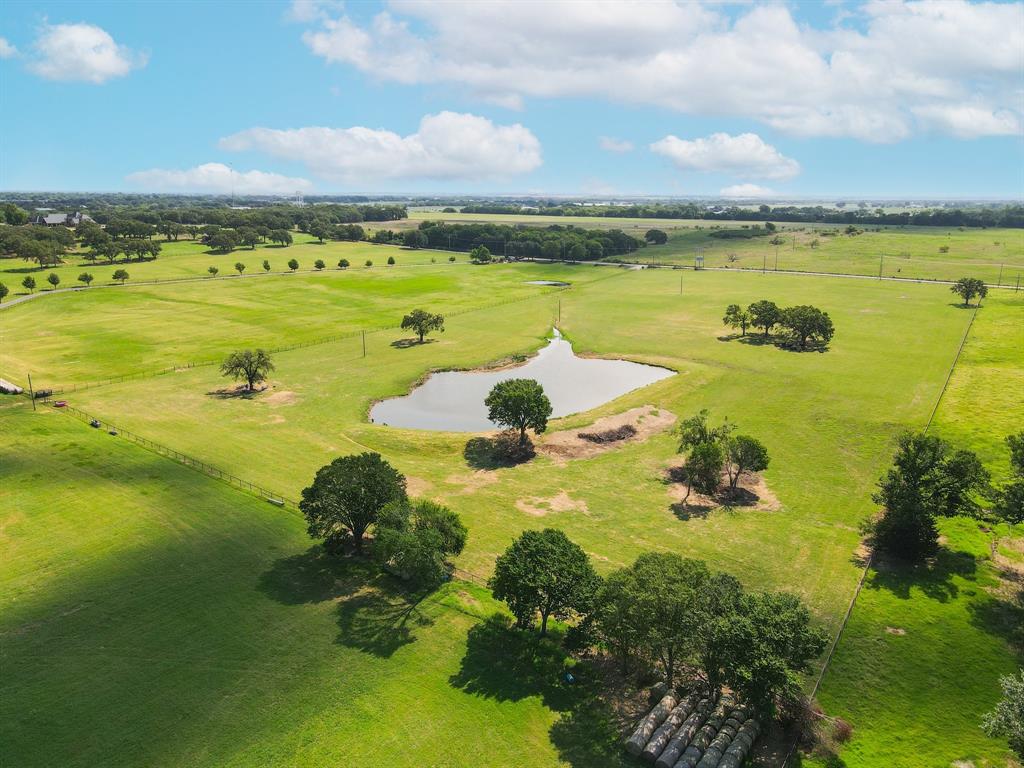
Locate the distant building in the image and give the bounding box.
[34,211,93,227]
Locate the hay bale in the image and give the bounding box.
[626,691,678,756]
[671,745,703,768]
[719,718,760,768]
[655,698,712,768]
[642,695,699,762]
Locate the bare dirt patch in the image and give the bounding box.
[265,390,298,406]
[885,626,907,636]
[405,476,431,496]
[538,405,676,462]
[445,471,499,495]
[515,490,589,517]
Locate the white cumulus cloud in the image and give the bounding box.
[599,137,634,153]
[0,37,17,59]
[651,133,800,180]
[125,163,312,195]
[219,111,542,182]
[292,0,1024,141]
[28,22,146,83]
[720,184,777,198]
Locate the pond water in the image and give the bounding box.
[525,280,571,286]
[370,329,675,432]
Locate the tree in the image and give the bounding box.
[595,553,709,686]
[365,259,373,268]
[645,229,669,245]
[677,408,730,452]
[47,273,60,290]
[262,260,271,272]
[748,300,781,339]
[387,255,395,266]
[725,435,769,491]
[994,432,1024,524]
[951,277,988,307]
[718,591,827,716]
[680,440,725,502]
[270,229,293,247]
[485,378,552,444]
[208,266,219,277]
[489,528,599,635]
[448,255,456,263]
[220,349,274,391]
[373,499,467,588]
[403,229,427,249]
[0,283,8,302]
[22,276,36,293]
[779,305,834,350]
[400,308,445,343]
[209,230,240,253]
[78,272,94,287]
[723,304,751,336]
[238,227,260,250]
[300,452,407,553]
[234,262,246,275]
[308,220,330,243]
[470,245,492,263]
[112,269,130,284]
[314,259,325,270]
[94,241,122,264]
[872,432,990,560]
[338,258,350,269]
[288,258,299,272]
[982,669,1024,759]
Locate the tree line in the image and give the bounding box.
[401,220,646,261]
[458,202,1024,228]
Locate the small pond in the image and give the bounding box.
[370,329,675,432]
[525,280,571,286]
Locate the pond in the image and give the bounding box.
[525,280,571,286]
[370,329,675,432]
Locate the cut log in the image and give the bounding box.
[625,691,678,756]
[642,694,699,762]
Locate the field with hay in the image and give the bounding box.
[1,260,1021,767]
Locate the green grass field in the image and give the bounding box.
[0,235,460,297]
[406,210,1024,284]
[812,292,1024,768]
[2,261,1021,766]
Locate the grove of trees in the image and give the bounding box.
[676,410,770,502]
[724,300,834,350]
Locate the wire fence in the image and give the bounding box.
[50,401,298,510]
[780,301,984,767]
[18,282,575,396]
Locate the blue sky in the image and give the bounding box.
[1,0,1022,198]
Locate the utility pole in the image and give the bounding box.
[997,263,1003,286]
[1015,273,1020,292]
[557,298,561,324]
[361,330,366,358]
[27,373,36,410]
[762,251,766,275]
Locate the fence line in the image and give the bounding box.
[52,402,298,510]
[18,283,575,396]
[781,301,983,767]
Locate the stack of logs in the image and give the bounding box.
[625,690,760,768]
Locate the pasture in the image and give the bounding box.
[406,210,1024,284]
[1,260,1021,767]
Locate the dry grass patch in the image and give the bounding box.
[515,490,590,517]
[538,405,676,462]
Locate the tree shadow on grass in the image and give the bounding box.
[335,580,433,658]
[464,433,535,470]
[390,338,438,349]
[865,547,977,602]
[206,385,267,400]
[449,613,575,708]
[257,545,370,605]
[967,556,1024,649]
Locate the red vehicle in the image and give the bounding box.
[53,400,68,408]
